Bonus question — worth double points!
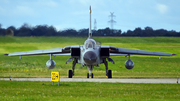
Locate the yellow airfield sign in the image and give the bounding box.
[51,72,59,81]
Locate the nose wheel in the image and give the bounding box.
[87,73,93,78]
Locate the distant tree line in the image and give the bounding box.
[0,23,180,37]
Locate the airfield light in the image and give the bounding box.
[177,77,179,84]
[9,75,11,81]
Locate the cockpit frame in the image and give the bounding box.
[84,39,96,49]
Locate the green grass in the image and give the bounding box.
[0,37,180,78]
[0,81,180,101]
[0,37,180,43]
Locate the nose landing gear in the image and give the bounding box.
[87,65,94,78]
[87,73,93,78]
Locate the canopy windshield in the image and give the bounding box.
[84,39,96,49]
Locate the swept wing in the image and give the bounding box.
[4,45,80,56]
[109,46,175,56]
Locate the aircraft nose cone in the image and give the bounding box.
[83,51,97,64]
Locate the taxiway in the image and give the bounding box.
[0,78,178,84]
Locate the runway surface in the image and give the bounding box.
[0,78,178,84]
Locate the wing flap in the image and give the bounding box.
[101,45,175,56]
[5,45,81,56]
[116,48,174,56]
[5,48,63,56]
[52,53,71,56]
[110,53,128,56]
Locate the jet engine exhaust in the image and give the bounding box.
[83,51,97,64]
[46,60,56,69]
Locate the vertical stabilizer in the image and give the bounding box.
[89,6,92,38]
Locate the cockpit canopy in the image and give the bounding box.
[84,39,96,49]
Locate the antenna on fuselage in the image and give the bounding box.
[89,6,92,39]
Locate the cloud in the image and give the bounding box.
[1,0,9,3]
[69,0,105,8]
[156,4,168,14]
[0,6,5,13]
[36,0,58,7]
[46,1,58,7]
[13,6,35,16]
[72,10,87,15]
[78,0,89,5]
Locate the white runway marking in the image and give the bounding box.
[0,78,178,84]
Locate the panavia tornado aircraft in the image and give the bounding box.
[5,6,176,78]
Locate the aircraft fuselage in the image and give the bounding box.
[79,38,101,67]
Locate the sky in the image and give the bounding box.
[0,0,180,32]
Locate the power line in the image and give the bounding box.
[94,19,97,30]
[108,12,116,31]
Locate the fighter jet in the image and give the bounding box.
[4,6,176,78]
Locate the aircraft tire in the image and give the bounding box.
[68,70,72,78]
[108,70,112,78]
[87,73,89,78]
[91,73,93,78]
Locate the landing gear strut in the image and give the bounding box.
[104,59,112,78]
[68,58,77,78]
[87,65,94,78]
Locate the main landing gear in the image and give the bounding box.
[68,70,73,78]
[68,58,77,78]
[107,70,112,78]
[68,58,112,78]
[104,59,112,78]
[68,69,111,78]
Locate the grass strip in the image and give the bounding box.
[0,81,180,101]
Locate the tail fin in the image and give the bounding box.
[89,6,92,38]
